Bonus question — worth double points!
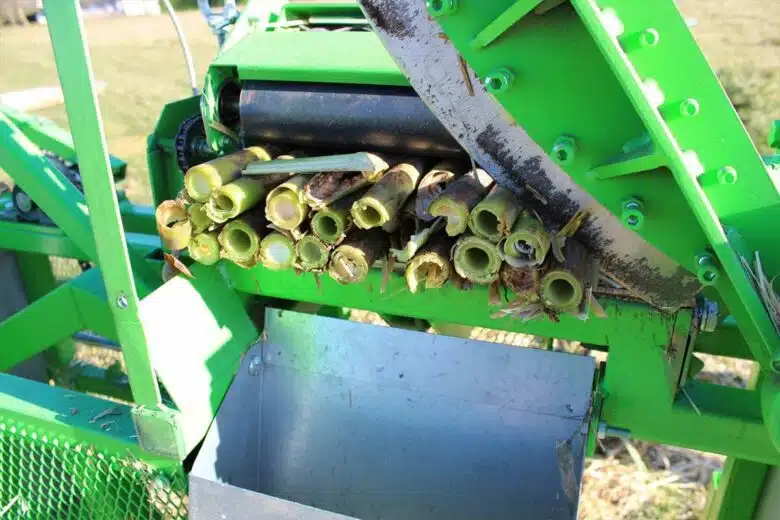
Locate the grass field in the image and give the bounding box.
[0,3,778,519]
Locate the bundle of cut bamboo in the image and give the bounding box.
[154,148,601,321]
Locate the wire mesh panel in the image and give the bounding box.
[0,415,187,519]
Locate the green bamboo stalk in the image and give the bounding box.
[155,199,191,251]
[188,231,221,266]
[295,235,330,271]
[405,232,454,293]
[452,233,503,284]
[328,228,389,285]
[351,159,424,229]
[468,184,521,243]
[415,161,466,221]
[428,168,493,236]
[184,146,277,202]
[244,152,393,182]
[218,208,266,265]
[206,177,267,224]
[187,202,212,234]
[540,239,595,311]
[499,211,552,267]
[259,232,296,270]
[265,174,310,230]
[309,187,368,245]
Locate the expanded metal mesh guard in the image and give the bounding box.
[0,415,187,519]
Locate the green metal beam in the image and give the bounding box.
[0,104,127,179]
[0,113,98,261]
[0,219,87,259]
[704,458,768,520]
[0,274,83,371]
[44,0,161,407]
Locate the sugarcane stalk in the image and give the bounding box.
[304,171,372,210]
[187,202,212,234]
[428,168,493,236]
[155,199,191,251]
[310,187,368,245]
[405,232,454,293]
[265,174,310,230]
[540,239,595,311]
[295,235,330,271]
[244,152,393,182]
[351,159,424,229]
[218,208,266,265]
[259,232,296,270]
[206,177,267,224]
[415,161,466,221]
[452,233,502,284]
[188,231,221,266]
[328,228,389,284]
[499,211,552,267]
[468,184,521,243]
[184,146,277,202]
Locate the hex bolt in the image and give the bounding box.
[695,253,720,286]
[551,135,577,166]
[620,198,645,230]
[484,68,514,94]
[659,98,700,120]
[426,0,457,17]
[698,299,719,333]
[619,28,659,52]
[248,355,262,376]
[115,293,128,309]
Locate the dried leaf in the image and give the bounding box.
[557,208,590,239]
[488,280,502,306]
[164,252,194,279]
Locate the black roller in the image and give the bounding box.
[238,81,465,157]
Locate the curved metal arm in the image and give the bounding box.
[161,0,199,95]
[198,0,239,46]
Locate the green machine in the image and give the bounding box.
[1,0,779,518]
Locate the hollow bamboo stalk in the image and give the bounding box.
[429,168,493,236]
[452,233,502,284]
[295,235,330,271]
[310,187,369,245]
[265,175,310,230]
[405,232,454,293]
[500,211,552,267]
[259,232,296,270]
[328,228,389,285]
[188,231,221,266]
[351,159,425,229]
[184,146,277,202]
[539,239,595,311]
[218,208,266,265]
[206,177,267,224]
[155,199,191,251]
[468,184,521,243]
[414,161,466,221]
[187,202,212,234]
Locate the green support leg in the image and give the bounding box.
[704,458,769,520]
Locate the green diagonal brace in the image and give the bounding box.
[44,0,161,407]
